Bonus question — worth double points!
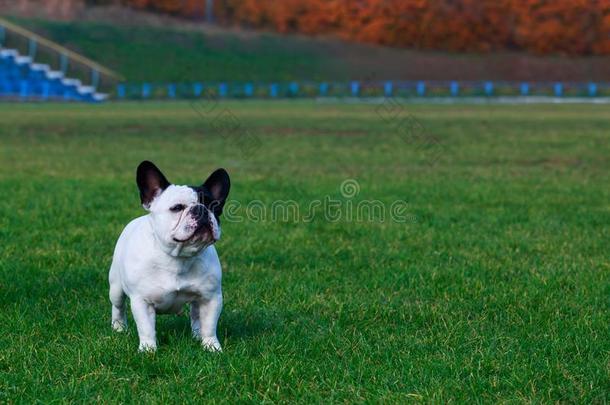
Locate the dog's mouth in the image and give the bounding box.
[172,223,213,244]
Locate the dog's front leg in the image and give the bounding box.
[196,293,223,352]
[131,298,157,352]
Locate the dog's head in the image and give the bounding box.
[136,161,230,257]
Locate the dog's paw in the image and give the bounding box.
[138,342,157,353]
[111,320,127,332]
[201,337,222,352]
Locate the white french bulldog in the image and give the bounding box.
[108,161,230,352]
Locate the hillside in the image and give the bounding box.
[8,9,610,83]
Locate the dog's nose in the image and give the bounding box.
[190,204,208,223]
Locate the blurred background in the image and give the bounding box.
[3,0,610,101]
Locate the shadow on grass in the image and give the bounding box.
[153,307,280,346]
[221,309,280,340]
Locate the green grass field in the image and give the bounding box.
[0,101,608,402]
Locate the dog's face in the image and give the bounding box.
[136,161,230,257]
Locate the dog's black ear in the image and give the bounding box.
[137,161,170,209]
[202,168,230,217]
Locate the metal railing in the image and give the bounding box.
[0,17,123,90]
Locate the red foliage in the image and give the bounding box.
[123,0,610,55]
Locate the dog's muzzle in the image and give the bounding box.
[191,204,210,232]
[172,204,213,243]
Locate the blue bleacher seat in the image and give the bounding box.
[0,47,106,102]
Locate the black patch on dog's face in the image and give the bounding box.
[189,204,210,232]
[190,168,230,220]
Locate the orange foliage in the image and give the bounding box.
[124,0,610,55]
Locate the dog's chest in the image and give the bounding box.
[146,268,210,314]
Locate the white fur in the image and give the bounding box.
[109,186,223,352]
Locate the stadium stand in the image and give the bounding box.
[0,47,107,102]
[0,17,120,102]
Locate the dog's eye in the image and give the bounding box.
[169,204,186,212]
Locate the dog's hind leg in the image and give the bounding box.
[190,301,202,339]
[109,265,127,332]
